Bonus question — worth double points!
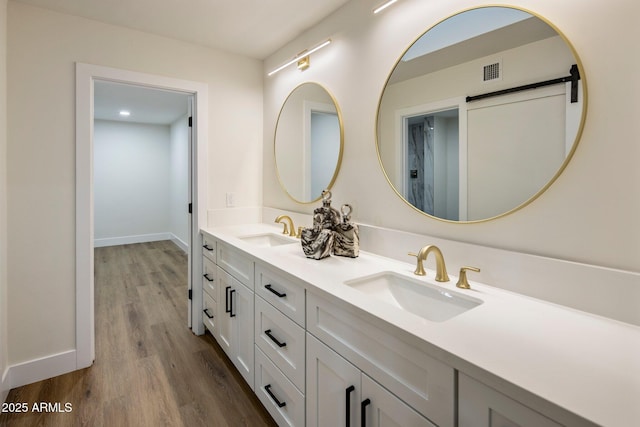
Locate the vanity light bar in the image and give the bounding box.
[267,39,331,76]
[373,0,398,14]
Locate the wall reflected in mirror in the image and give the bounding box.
[275,83,343,203]
[377,6,586,222]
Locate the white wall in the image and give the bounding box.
[7,1,263,367]
[93,120,172,245]
[263,0,639,277]
[170,114,189,249]
[0,0,8,401]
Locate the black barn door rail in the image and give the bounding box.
[466,64,580,104]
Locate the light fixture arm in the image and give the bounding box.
[267,39,331,76]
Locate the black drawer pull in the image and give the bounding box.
[346,385,355,427]
[229,289,236,318]
[203,308,214,319]
[203,273,214,282]
[264,384,286,408]
[264,329,287,348]
[225,286,231,314]
[361,398,371,427]
[265,284,287,298]
[203,244,213,251]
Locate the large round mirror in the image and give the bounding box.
[377,6,586,222]
[275,82,344,203]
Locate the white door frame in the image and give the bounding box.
[395,96,467,219]
[75,63,208,368]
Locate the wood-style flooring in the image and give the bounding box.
[0,241,277,427]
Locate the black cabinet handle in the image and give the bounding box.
[229,289,236,317]
[225,286,231,314]
[265,284,287,298]
[203,308,214,319]
[345,385,355,427]
[264,329,287,348]
[203,273,214,282]
[203,244,213,251]
[361,398,371,427]
[264,384,286,408]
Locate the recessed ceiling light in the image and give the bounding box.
[119,110,131,117]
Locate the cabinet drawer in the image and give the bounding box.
[255,263,305,327]
[217,241,254,289]
[202,256,218,301]
[202,234,216,263]
[203,290,216,336]
[255,346,304,427]
[255,296,305,392]
[307,291,454,427]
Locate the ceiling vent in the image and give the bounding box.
[482,60,502,83]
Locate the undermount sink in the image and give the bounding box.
[344,271,482,322]
[237,232,297,247]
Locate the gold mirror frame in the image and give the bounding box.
[375,5,588,223]
[274,82,344,204]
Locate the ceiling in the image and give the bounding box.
[32,0,350,124]
[94,81,190,125]
[12,0,351,59]
[389,16,559,84]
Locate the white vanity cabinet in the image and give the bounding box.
[201,237,255,391]
[216,266,255,389]
[307,291,455,427]
[458,374,563,427]
[307,334,436,427]
[253,262,307,426]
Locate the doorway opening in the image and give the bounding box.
[76,64,208,369]
[93,81,191,252]
[404,108,459,220]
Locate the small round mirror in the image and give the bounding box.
[275,83,344,203]
[376,6,586,222]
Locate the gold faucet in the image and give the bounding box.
[456,266,480,289]
[408,245,450,282]
[275,215,296,237]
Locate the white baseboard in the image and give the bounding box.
[6,350,77,390]
[1,367,9,402]
[170,234,188,253]
[94,232,172,247]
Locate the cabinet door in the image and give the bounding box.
[361,374,436,427]
[458,374,562,427]
[216,267,233,355]
[232,279,254,390]
[307,334,361,427]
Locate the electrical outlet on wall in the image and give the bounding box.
[226,192,236,207]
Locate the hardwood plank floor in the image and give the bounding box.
[0,241,277,427]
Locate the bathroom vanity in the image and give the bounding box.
[199,222,639,427]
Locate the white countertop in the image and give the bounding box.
[203,223,640,427]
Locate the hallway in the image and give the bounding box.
[1,241,276,426]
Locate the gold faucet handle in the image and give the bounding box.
[456,266,480,289]
[408,252,426,276]
[296,226,304,239]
